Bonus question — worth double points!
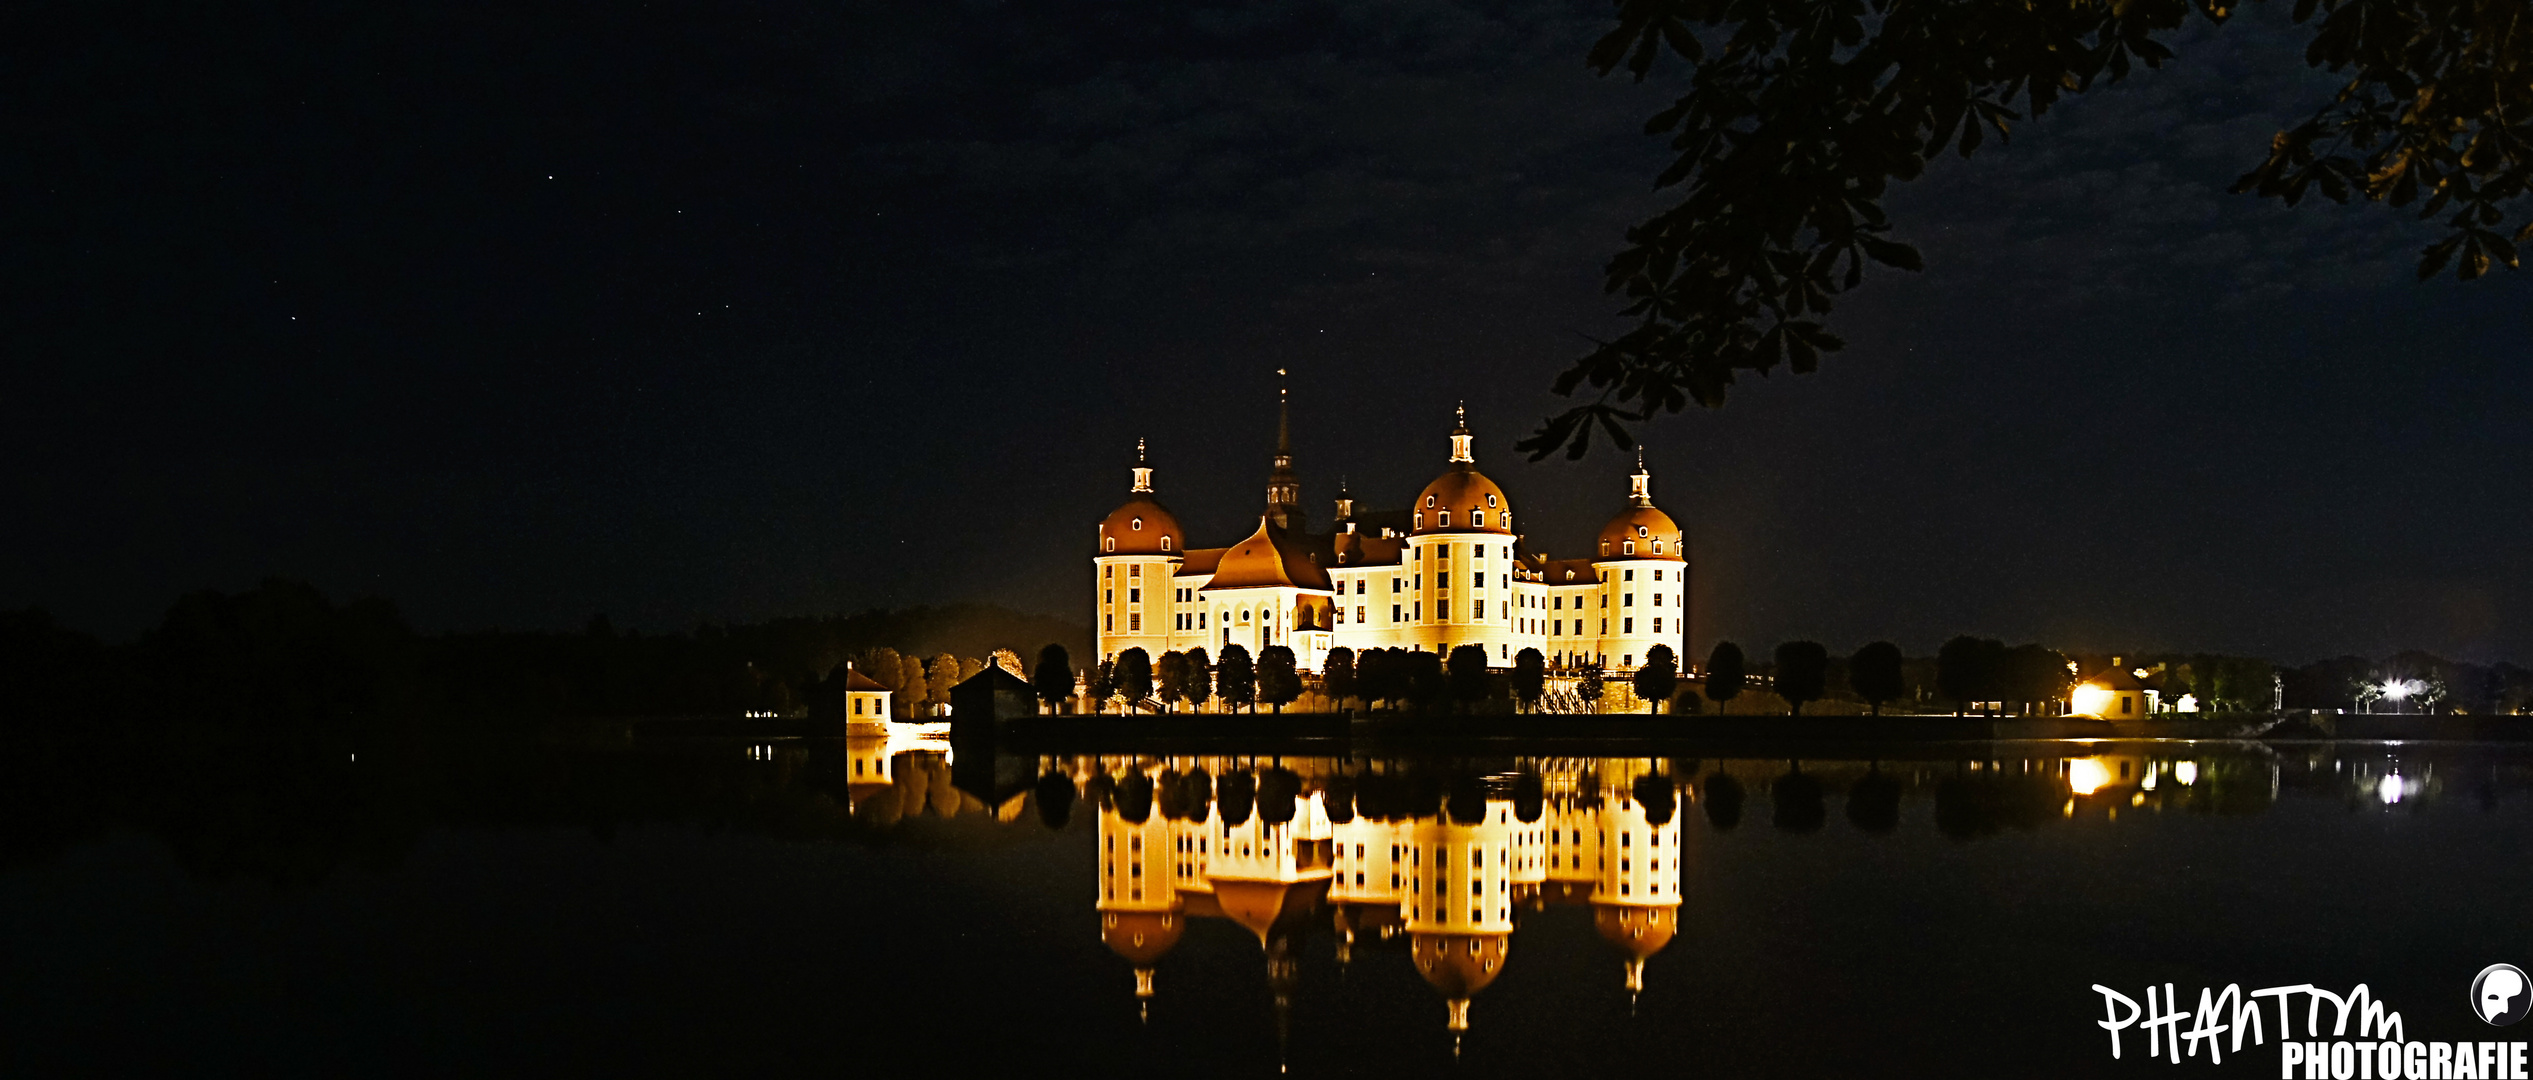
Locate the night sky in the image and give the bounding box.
[8,0,2528,663]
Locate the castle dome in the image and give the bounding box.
[1099,494,1184,556]
[1098,440,1185,556]
[1593,453,1682,560]
[1411,408,1514,536]
[1594,505,1683,561]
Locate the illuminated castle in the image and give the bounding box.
[1093,386,1690,675]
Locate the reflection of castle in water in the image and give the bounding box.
[1071,756,1688,1044]
[791,735,2502,1058]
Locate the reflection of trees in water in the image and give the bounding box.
[1770,768,1826,834]
[1932,770,2065,839]
[1701,773,1745,830]
[1845,769,1902,834]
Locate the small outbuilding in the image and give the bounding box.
[951,664,1038,723]
[2070,664,2160,719]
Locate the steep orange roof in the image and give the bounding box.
[1207,518,1333,591]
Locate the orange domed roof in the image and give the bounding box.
[1592,902,1679,959]
[1412,468,1514,536]
[1099,493,1184,557]
[1101,910,1185,965]
[1594,505,1683,561]
[1412,932,1511,1029]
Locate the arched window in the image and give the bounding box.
[1161,536,1173,551]
[1651,540,1662,553]
[1104,537,1116,552]
[1500,511,1511,528]
[1486,493,1498,508]
[1624,540,1636,555]
[1425,494,1436,507]
[1414,512,1423,528]
[1131,517,1144,531]
[1439,509,1451,527]
[1637,525,1649,537]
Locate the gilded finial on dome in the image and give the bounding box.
[1628,450,1652,506]
[1131,439,1154,493]
[1448,406,1474,465]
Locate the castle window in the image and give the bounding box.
[1501,512,1511,528]
[1654,618,1662,632]
[1129,565,1140,578]
[1623,540,1635,554]
[1624,593,1633,607]
[1105,615,1113,631]
[1357,606,1366,623]
[1651,540,1661,553]
[1414,512,1423,528]
[1162,536,1173,551]
[1638,525,1650,537]
[1438,509,1450,527]
[1129,613,1141,631]
[1554,620,1562,635]
[1624,569,1635,581]
[853,698,863,715]
[1654,569,1664,581]
[1486,494,1497,507]
[1131,517,1143,531]
[1104,537,1115,552]
[1425,494,1435,507]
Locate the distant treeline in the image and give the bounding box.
[0,579,1088,730]
[1704,636,2533,716]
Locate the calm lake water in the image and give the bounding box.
[3,730,2528,1077]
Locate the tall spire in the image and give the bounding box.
[1448,402,1475,466]
[1628,447,1652,506]
[1131,438,1154,494]
[1265,368,1304,530]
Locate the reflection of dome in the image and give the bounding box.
[1101,910,1184,967]
[1412,932,1511,1031]
[1213,878,1326,943]
[1595,504,1683,560]
[1098,493,1184,556]
[1594,903,1678,995]
[1208,518,1331,590]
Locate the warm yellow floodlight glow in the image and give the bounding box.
[2066,758,2111,796]
[2070,684,2114,716]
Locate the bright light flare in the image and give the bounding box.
[2378,774,2406,804]
[2066,758,2111,796]
[2071,684,2114,716]
[2175,761,2199,786]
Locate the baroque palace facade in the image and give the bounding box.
[1093,392,1689,674]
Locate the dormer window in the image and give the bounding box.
[1624,540,1636,555]
[1637,525,1649,537]
[1652,540,1662,553]
[1425,494,1436,507]
[1486,494,1498,508]
[1131,517,1143,531]
[1439,509,1451,527]
[1161,536,1173,551]
[1104,537,1116,552]
[1500,512,1511,528]
[1414,512,1423,529]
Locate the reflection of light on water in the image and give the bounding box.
[2140,768,2157,791]
[2378,774,2406,804]
[2066,758,2110,796]
[2174,761,2198,786]
[886,722,956,765]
